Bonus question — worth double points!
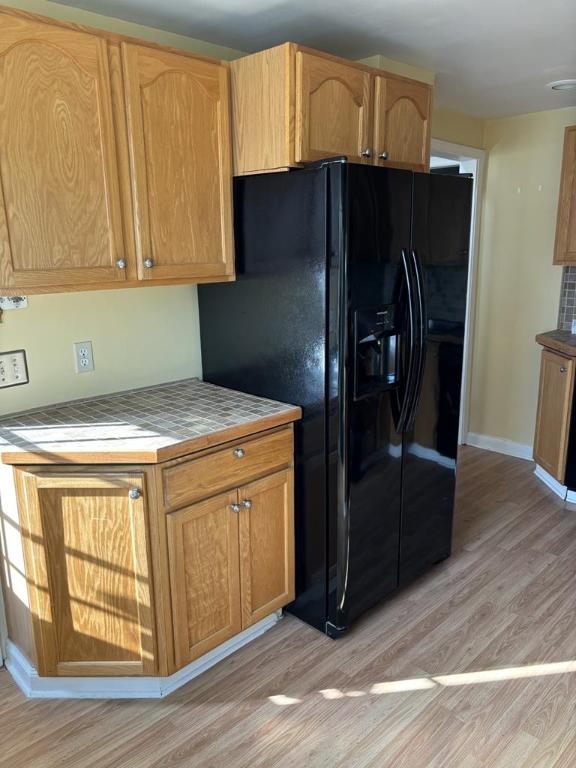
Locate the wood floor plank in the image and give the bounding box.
[2,447,576,767]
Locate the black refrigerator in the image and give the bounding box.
[199,159,473,637]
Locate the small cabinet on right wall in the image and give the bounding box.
[554,124,576,264]
[533,348,575,482]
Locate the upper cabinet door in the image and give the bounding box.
[122,44,234,281]
[373,76,432,171]
[554,125,576,265]
[0,16,126,290]
[295,51,372,164]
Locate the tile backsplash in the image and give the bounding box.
[558,266,576,331]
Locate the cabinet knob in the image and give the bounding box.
[242,499,252,509]
[230,503,241,513]
[560,366,567,373]
[234,447,245,458]
[128,488,141,500]
[361,148,373,158]
[144,258,154,269]
[378,151,388,160]
[116,258,127,269]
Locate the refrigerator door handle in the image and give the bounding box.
[397,248,418,432]
[405,249,427,430]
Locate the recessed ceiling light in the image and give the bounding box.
[548,79,576,91]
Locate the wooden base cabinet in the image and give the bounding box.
[166,469,295,668]
[231,43,432,175]
[7,426,296,679]
[533,349,575,482]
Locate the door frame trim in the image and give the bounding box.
[430,139,486,444]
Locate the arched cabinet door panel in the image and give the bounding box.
[0,16,126,289]
[295,51,372,164]
[122,44,234,281]
[373,75,432,172]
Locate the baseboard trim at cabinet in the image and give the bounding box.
[533,464,576,502]
[464,433,533,461]
[6,611,281,699]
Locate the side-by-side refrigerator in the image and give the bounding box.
[199,160,473,636]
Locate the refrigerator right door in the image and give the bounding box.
[399,172,473,585]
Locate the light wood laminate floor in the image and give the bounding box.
[2,447,576,768]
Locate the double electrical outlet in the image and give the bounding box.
[74,341,95,373]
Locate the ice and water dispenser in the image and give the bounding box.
[353,306,399,400]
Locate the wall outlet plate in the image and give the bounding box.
[74,341,95,374]
[0,349,29,388]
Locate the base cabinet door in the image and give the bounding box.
[534,350,575,482]
[373,75,431,171]
[238,470,295,628]
[122,44,234,281]
[295,51,372,164]
[167,491,242,668]
[19,471,155,676]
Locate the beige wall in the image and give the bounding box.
[358,54,435,85]
[0,0,244,416]
[1,287,203,414]
[468,106,576,448]
[431,107,485,149]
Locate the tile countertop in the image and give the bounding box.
[536,330,576,358]
[0,379,301,465]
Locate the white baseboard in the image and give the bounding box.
[464,432,533,461]
[6,611,281,699]
[534,464,567,500]
[533,464,576,504]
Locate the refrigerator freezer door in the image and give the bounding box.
[399,172,473,585]
[329,165,412,629]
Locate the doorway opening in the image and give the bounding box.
[430,139,485,445]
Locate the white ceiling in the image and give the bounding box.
[56,0,576,117]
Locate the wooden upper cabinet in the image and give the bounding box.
[0,15,126,289]
[554,125,576,265]
[238,470,295,628]
[122,44,234,281]
[533,349,575,482]
[166,490,241,668]
[18,470,156,677]
[230,43,433,175]
[373,75,431,171]
[295,50,372,164]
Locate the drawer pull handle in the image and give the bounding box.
[230,503,241,513]
[242,499,252,509]
[234,447,245,458]
[128,488,141,500]
[560,366,567,373]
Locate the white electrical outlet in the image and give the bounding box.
[74,341,95,373]
[0,349,29,388]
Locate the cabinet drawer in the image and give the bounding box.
[161,427,293,510]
